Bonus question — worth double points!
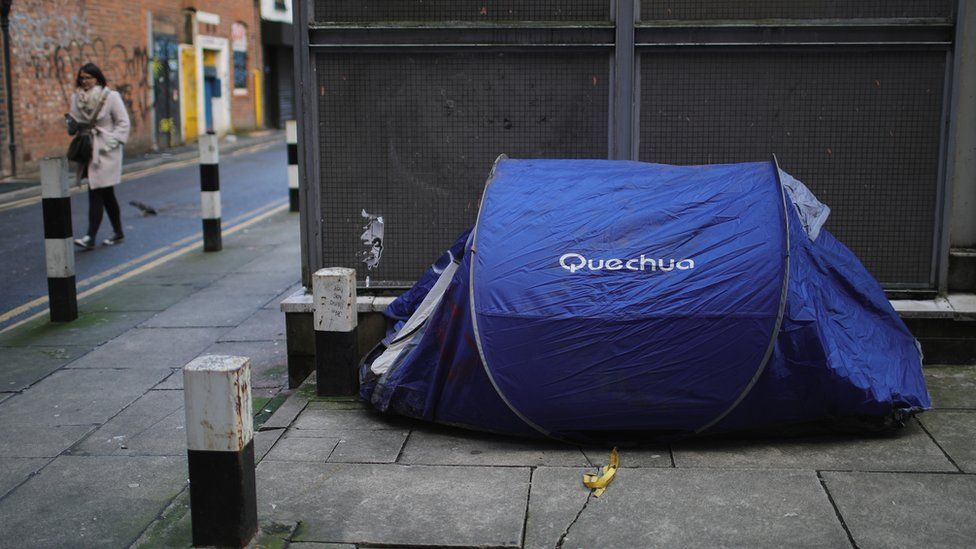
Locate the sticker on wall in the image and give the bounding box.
[359,210,385,273]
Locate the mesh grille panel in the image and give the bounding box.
[314,1,610,23]
[639,51,945,285]
[318,53,610,283]
[639,1,954,21]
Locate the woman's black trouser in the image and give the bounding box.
[86,186,122,239]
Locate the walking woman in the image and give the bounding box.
[68,63,130,250]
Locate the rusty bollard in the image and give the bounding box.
[183,355,257,547]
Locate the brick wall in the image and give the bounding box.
[3,0,262,176]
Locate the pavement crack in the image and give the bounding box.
[915,417,964,473]
[555,491,593,549]
[816,471,859,549]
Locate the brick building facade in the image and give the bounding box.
[0,0,265,176]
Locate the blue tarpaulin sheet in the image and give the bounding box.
[361,157,929,442]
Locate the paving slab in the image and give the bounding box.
[218,308,287,342]
[259,392,308,430]
[266,428,409,464]
[0,310,155,347]
[0,423,96,458]
[0,455,186,547]
[291,403,412,432]
[400,425,588,467]
[531,468,850,549]
[264,432,340,463]
[202,340,288,388]
[70,390,185,456]
[0,345,88,391]
[145,245,271,277]
[918,411,976,472]
[822,472,976,549]
[672,420,954,472]
[583,446,672,468]
[65,327,227,369]
[132,272,225,288]
[523,467,590,549]
[152,369,183,390]
[288,541,356,549]
[255,428,285,463]
[238,246,303,274]
[262,282,304,310]
[0,367,170,428]
[207,271,300,296]
[141,287,278,328]
[256,461,529,547]
[924,365,976,408]
[80,282,200,312]
[0,457,48,498]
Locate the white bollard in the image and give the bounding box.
[312,268,359,396]
[40,157,77,322]
[183,355,257,547]
[285,120,299,212]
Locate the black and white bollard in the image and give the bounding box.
[40,157,77,322]
[313,268,359,396]
[199,132,221,252]
[183,355,257,548]
[286,120,299,212]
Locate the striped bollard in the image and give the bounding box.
[199,132,221,252]
[286,120,299,212]
[183,355,257,548]
[312,268,359,396]
[40,158,77,322]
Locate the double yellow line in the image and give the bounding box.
[0,199,290,333]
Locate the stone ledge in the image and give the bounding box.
[283,288,976,321]
[280,289,395,314]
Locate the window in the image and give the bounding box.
[232,23,248,91]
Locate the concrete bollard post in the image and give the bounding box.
[285,120,299,212]
[183,355,257,548]
[40,157,77,322]
[199,132,222,252]
[312,268,359,396]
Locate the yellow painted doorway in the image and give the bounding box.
[180,45,199,140]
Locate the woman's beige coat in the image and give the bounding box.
[69,89,130,189]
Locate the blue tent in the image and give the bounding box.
[360,157,930,442]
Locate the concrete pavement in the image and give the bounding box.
[0,206,974,547]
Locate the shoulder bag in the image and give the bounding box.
[66,90,109,165]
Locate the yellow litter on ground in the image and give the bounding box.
[583,448,619,497]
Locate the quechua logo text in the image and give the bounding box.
[559,253,696,273]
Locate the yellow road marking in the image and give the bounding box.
[0,200,289,333]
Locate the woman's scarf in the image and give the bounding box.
[76,85,105,121]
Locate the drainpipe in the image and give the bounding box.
[1,0,15,176]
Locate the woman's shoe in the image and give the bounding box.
[102,233,125,246]
[73,236,95,250]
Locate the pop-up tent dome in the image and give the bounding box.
[360,157,930,442]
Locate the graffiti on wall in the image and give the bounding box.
[25,38,152,130]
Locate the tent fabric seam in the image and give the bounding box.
[469,155,556,439]
[694,158,793,435]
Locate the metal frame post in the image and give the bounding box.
[294,0,322,288]
[612,0,636,160]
